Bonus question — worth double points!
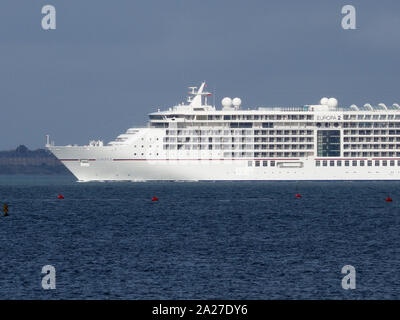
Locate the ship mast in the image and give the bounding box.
[187,82,211,107]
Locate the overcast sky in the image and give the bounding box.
[0,0,399,149]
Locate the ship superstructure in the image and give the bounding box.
[47,82,400,181]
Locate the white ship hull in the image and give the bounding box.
[48,146,400,181]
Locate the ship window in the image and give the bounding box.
[330,160,335,166]
[262,122,273,128]
[398,160,400,166]
[345,160,350,166]
[375,160,380,166]
[255,161,260,167]
[323,160,327,166]
[382,160,387,166]
[316,160,320,167]
[337,160,342,166]
[149,115,163,120]
[317,130,340,157]
[367,160,372,166]
[248,161,252,167]
[352,160,357,166]
[270,161,275,167]
[263,160,268,167]
[390,160,395,166]
[360,160,365,166]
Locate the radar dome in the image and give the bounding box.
[320,97,329,105]
[222,97,233,108]
[328,97,338,108]
[232,97,242,108]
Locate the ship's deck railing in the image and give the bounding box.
[258,106,311,112]
[257,106,400,112]
[152,105,400,113]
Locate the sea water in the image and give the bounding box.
[0,175,399,299]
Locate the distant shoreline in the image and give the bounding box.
[0,145,71,175]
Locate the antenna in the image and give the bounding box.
[213,85,216,107]
[188,87,197,95]
[188,82,206,107]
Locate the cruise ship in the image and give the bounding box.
[47,82,400,181]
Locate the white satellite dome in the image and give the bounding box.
[328,97,338,108]
[221,97,233,108]
[232,97,242,108]
[320,97,329,105]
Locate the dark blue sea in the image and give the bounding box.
[0,175,399,299]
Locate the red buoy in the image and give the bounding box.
[386,197,392,202]
[151,196,158,202]
[295,194,302,198]
[57,194,64,199]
